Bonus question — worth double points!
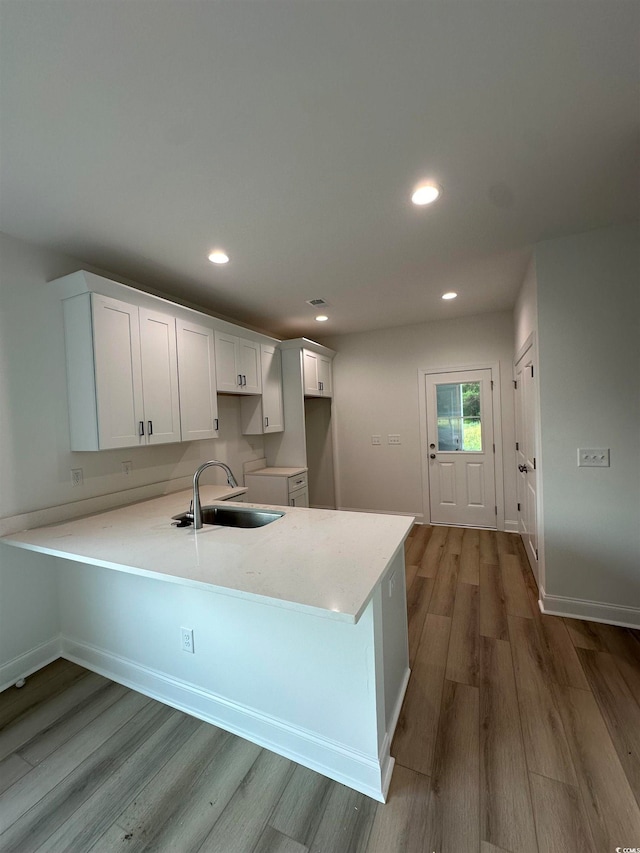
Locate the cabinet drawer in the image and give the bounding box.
[287,472,308,493]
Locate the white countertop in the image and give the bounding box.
[245,467,307,477]
[2,488,413,624]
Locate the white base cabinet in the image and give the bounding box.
[245,468,309,507]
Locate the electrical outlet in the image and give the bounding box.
[71,468,83,487]
[577,448,610,468]
[388,434,401,445]
[121,461,133,476]
[181,627,194,653]
[371,435,381,445]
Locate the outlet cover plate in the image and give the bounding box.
[388,434,401,445]
[577,448,610,468]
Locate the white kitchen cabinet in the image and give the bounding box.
[176,319,219,442]
[215,332,262,394]
[63,293,181,450]
[240,344,284,435]
[303,349,332,397]
[245,468,309,507]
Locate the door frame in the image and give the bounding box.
[418,362,506,529]
[514,332,544,589]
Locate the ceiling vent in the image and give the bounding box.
[306,298,329,308]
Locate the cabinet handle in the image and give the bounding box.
[139,421,145,436]
[148,420,153,436]
[319,381,323,391]
[290,498,295,506]
[294,479,304,485]
[264,416,269,428]
[214,418,219,431]
[242,374,247,386]
[238,374,243,386]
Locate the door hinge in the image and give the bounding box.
[517,502,521,511]
[492,443,495,453]
[516,441,519,451]
[531,365,534,378]
[491,380,494,390]
[533,457,537,470]
[535,548,539,560]
[513,379,517,389]
[495,505,498,515]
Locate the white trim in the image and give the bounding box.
[60,636,391,802]
[0,637,62,694]
[504,518,519,533]
[539,586,640,629]
[418,362,504,530]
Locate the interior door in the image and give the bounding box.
[426,369,496,528]
[515,347,539,580]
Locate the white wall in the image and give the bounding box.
[514,255,537,354]
[535,222,640,618]
[0,232,265,672]
[322,311,517,524]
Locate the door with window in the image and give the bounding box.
[515,346,539,580]
[426,369,496,527]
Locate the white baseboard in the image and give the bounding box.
[540,586,640,629]
[0,636,62,694]
[503,519,519,533]
[61,636,390,802]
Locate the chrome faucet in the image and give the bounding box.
[192,460,239,529]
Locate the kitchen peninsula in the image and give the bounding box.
[2,490,413,801]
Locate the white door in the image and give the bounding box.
[515,347,539,579]
[138,308,181,445]
[176,319,219,441]
[426,369,497,527]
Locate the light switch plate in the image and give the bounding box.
[577,448,610,468]
[388,434,401,445]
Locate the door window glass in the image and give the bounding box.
[436,382,482,451]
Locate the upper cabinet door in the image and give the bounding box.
[318,355,333,398]
[238,338,262,394]
[92,295,145,449]
[214,331,262,394]
[214,331,241,393]
[303,350,320,395]
[138,308,181,445]
[261,344,284,432]
[303,349,332,397]
[176,319,219,441]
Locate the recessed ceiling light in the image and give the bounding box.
[442,291,457,300]
[411,182,442,206]
[315,315,329,322]
[208,251,229,265]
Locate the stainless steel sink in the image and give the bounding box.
[172,505,284,529]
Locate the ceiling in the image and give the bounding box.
[1,1,638,339]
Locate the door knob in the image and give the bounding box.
[518,464,528,473]
[430,454,436,459]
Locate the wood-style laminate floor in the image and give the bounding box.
[2,526,640,852]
